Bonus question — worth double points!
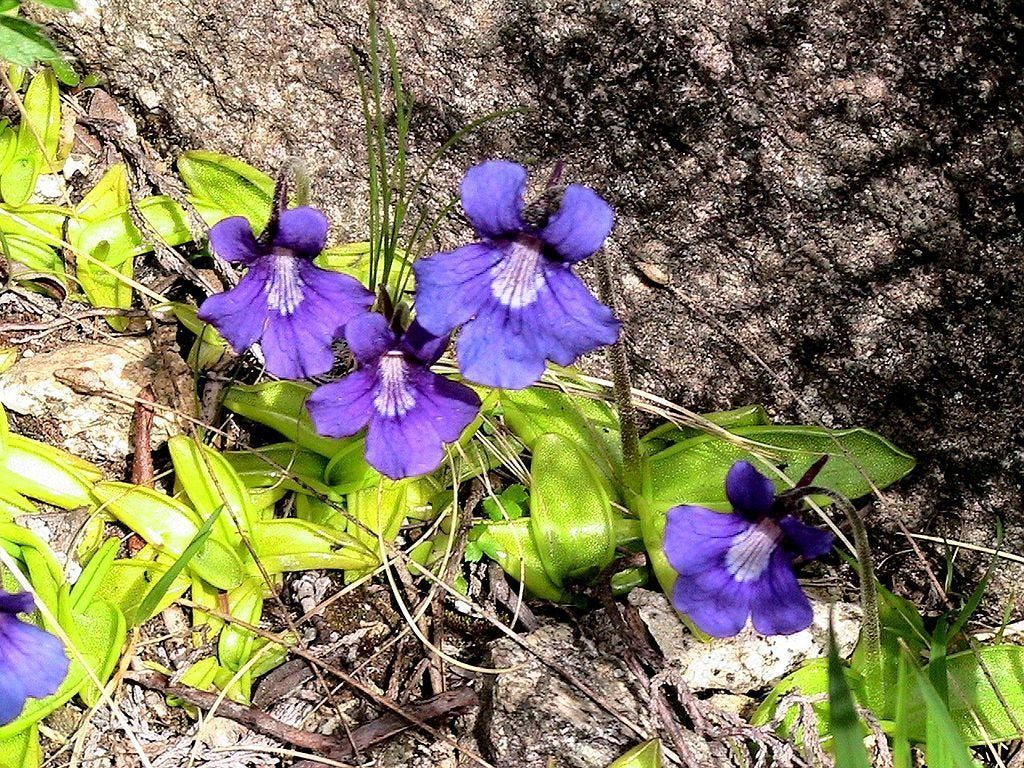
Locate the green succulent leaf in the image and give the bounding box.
[69,538,117,611]
[0,725,40,768]
[475,518,569,603]
[649,425,915,511]
[71,196,191,329]
[177,150,273,230]
[1,433,98,508]
[92,482,245,590]
[905,645,1024,746]
[218,577,263,672]
[222,381,349,459]
[75,163,130,220]
[73,597,128,708]
[0,68,59,205]
[501,385,621,491]
[640,404,770,455]
[169,436,256,541]
[606,739,663,768]
[249,518,378,573]
[529,433,615,586]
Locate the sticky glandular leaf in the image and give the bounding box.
[529,433,615,586]
[176,151,273,230]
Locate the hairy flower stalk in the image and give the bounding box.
[594,245,642,487]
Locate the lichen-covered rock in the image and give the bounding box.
[36,0,1024,611]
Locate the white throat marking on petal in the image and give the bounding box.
[266,251,306,316]
[725,519,783,583]
[489,238,546,309]
[374,352,416,417]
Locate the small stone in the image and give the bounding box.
[0,338,186,470]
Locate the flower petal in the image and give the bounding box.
[412,371,482,442]
[460,160,527,239]
[535,264,620,365]
[0,614,69,725]
[725,461,777,518]
[273,206,329,259]
[259,313,335,379]
[363,369,481,480]
[453,264,619,389]
[540,184,614,263]
[209,216,262,264]
[672,566,754,638]
[197,262,272,354]
[295,261,374,335]
[413,243,504,336]
[779,516,834,560]
[0,674,26,726]
[366,406,446,480]
[749,548,814,635]
[0,592,33,615]
[664,505,748,576]
[307,370,377,438]
[400,319,450,366]
[455,301,547,389]
[345,312,396,365]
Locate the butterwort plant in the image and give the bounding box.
[413,160,622,390]
[0,590,69,725]
[664,461,834,637]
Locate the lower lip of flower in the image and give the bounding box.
[489,237,546,309]
[374,352,417,417]
[266,251,306,316]
[725,518,783,582]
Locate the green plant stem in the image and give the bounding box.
[595,246,641,489]
[808,486,884,713]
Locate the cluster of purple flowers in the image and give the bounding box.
[0,591,69,724]
[199,160,620,480]
[199,158,833,638]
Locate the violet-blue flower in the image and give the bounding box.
[413,160,621,389]
[307,313,481,480]
[198,208,373,379]
[0,590,70,725]
[664,461,834,637]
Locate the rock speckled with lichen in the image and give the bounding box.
[37,0,1024,612]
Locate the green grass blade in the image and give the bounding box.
[829,622,871,768]
[137,504,223,621]
[910,655,979,768]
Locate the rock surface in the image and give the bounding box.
[38,1,1024,608]
[483,623,660,767]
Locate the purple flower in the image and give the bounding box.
[198,208,374,379]
[307,313,481,480]
[664,461,834,637]
[413,161,621,389]
[0,591,70,725]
